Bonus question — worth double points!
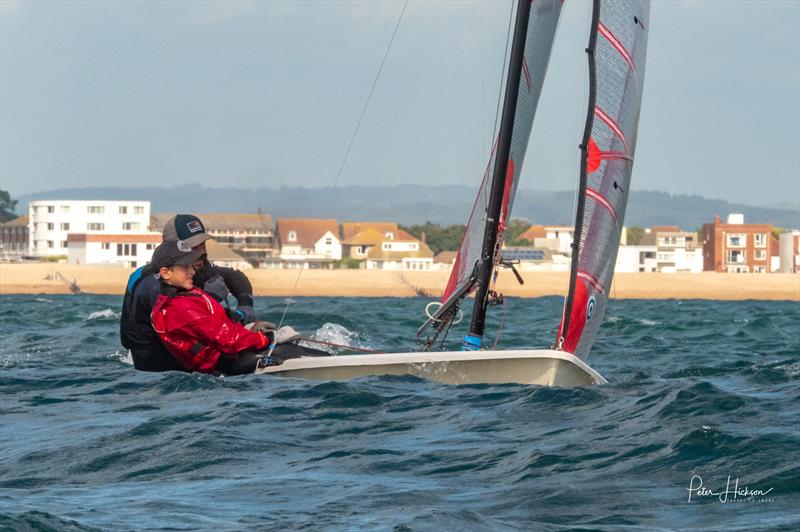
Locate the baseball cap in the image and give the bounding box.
[150,240,205,269]
[162,214,213,248]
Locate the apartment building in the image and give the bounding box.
[151,213,274,263]
[28,200,150,257]
[701,214,778,273]
[640,226,703,273]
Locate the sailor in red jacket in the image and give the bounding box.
[149,239,274,375]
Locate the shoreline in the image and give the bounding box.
[0,264,798,301]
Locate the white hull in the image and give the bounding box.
[256,349,606,387]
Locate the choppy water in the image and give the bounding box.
[1,295,799,531]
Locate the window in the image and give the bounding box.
[288,231,297,242]
[133,206,144,215]
[116,243,137,256]
[357,245,367,255]
[61,206,70,214]
[383,243,393,250]
[122,222,140,231]
[410,243,418,250]
[47,206,55,213]
[146,244,155,250]
[61,241,68,248]
[87,205,105,214]
[726,250,744,264]
[87,223,104,231]
[47,223,54,230]
[101,243,110,250]
[325,237,332,245]
[754,266,766,273]
[119,206,128,214]
[754,233,766,247]
[47,241,54,248]
[385,232,394,240]
[754,249,767,260]
[727,234,746,247]
[61,223,70,231]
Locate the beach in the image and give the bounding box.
[0,263,798,300]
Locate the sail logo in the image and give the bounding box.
[586,296,596,321]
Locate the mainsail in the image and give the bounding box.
[429,0,563,340]
[558,0,650,358]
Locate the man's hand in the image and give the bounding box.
[274,326,301,345]
[234,305,258,325]
[246,320,278,333]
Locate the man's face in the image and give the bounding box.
[160,264,196,290]
[192,242,207,271]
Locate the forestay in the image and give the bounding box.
[441,0,564,303]
[558,0,650,358]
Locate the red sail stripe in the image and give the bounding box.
[600,151,633,162]
[522,59,532,92]
[598,22,634,70]
[594,106,629,152]
[577,270,604,293]
[586,188,618,223]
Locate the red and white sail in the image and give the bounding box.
[558,0,650,358]
[442,0,564,302]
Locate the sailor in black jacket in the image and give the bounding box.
[120,214,259,372]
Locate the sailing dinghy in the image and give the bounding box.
[258,0,650,386]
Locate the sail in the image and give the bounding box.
[442,0,564,303]
[558,0,650,358]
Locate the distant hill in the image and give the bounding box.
[14,185,800,230]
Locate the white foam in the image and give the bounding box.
[108,350,133,365]
[86,309,119,320]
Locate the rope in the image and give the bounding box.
[276,0,409,328]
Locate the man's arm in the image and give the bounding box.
[214,266,254,307]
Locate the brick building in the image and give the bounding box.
[701,214,779,273]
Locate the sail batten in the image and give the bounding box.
[558,0,650,358]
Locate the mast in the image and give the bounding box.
[463,0,532,350]
[558,0,600,347]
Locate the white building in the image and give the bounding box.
[276,218,342,269]
[67,233,161,268]
[615,245,658,273]
[28,200,151,257]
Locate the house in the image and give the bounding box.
[518,225,574,254]
[0,215,29,258]
[365,236,434,271]
[205,240,252,270]
[340,228,386,262]
[342,222,400,242]
[276,218,341,268]
[701,214,779,273]
[640,226,703,273]
[151,212,274,264]
[67,232,161,268]
[615,244,657,273]
[433,251,457,271]
[28,200,150,257]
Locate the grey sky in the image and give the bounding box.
[1,0,798,208]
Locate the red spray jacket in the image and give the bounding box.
[151,286,268,373]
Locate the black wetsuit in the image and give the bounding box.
[120,259,255,372]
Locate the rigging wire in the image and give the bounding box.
[277,0,409,328]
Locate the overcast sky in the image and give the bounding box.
[1,0,798,208]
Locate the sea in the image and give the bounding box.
[1,294,798,531]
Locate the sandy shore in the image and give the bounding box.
[1,263,798,301]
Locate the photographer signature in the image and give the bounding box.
[687,475,774,503]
